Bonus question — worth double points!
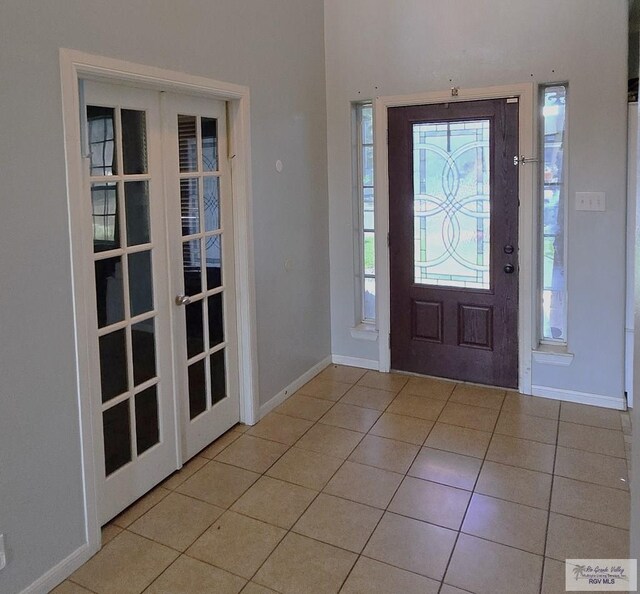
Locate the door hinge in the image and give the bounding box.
[387,232,390,247]
[388,333,391,349]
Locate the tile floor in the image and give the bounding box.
[54,365,631,594]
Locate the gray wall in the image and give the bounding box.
[0,1,329,591]
[325,0,629,400]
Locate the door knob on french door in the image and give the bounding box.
[503,264,515,274]
[175,294,191,306]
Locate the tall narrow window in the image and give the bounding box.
[540,84,567,342]
[355,103,375,322]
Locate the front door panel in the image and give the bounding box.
[389,99,519,388]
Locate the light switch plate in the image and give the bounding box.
[575,192,605,211]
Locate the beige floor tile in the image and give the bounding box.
[554,446,629,490]
[348,434,419,473]
[128,492,223,551]
[501,392,560,420]
[449,384,505,410]
[408,447,482,490]
[475,461,552,509]
[324,460,403,509]
[462,493,548,554]
[112,487,170,528]
[363,512,457,580]
[340,556,440,594]
[551,476,630,529]
[297,377,352,401]
[389,476,471,530]
[438,402,499,432]
[241,584,278,594]
[266,447,343,490]
[495,411,558,444]
[560,401,622,430]
[486,433,555,473]
[246,412,313,445]
[424,423,491,459]
[294,422,364,459]
[356,370,409,393]
[214,435,288,473]
[50,582,94,594]
[318,402,381,432]
[546,512,629,561]
[293,493,382,553]
[445,533,543,594]
[316,364,367,384]
[101,523,122,546]
[162,457,209,490]
[187,511,286,579]
[340,384,397,410]
[71,531,178,594]
[176,461,259,508]
[540,557,587,594]
[558,421,626,458]
[439,586,474,594]
[231,476,317,529]
[387,393,446,421]
[274,394,334,421]
[200,430,241,459]
[402,376,456,400]
[145,555,245,594]
[369,412,433,445]
[253,532,357,594]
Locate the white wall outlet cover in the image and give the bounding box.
[275,160,283,173]
[0,534,6,571]
[575,191,606,211]
[284,258,294,271]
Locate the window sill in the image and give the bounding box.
[532,344,574,366]
[350,323,378,341]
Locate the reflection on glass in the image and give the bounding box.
[412,120,490,289]
[210,349,226,406]
[125,181,150,246]
[180,178,200,235]
[121,109,147,175]
[185,300,204,358]
[178,115,197,172]
[188,359,206,419]
[363,187,374,230]
[99,329,128,403]
[92,183,119,252]
[201,118,218,171]
[135,386,159,454]
[204,177,220,231]
[542,85,567,341]
[128,251,154,317]
[364,277,376,321]
[206,236,222,290]
[132,319,156,386]
[103,400,131,475]
[208,293,224,347]
[95,256,124,327]
[183,239,202,296]
[87,106,116,176]
[363,145,374,186]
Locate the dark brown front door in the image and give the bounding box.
[389,98,519,388]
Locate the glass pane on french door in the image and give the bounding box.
[176,113,228,421]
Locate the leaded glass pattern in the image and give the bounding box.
[412,120,491,289]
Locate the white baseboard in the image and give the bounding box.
[259,356,332,418]
[331,354,379,370]
[21,541,95,594]
[530,385,627,411]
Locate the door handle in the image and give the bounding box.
[175,294,191,306]
[503,264,515,274]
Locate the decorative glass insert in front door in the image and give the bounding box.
[176,114,227,420]
[412,120,491,289]
[88,104,161,476]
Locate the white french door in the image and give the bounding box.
[83,81,239,524]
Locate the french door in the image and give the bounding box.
[388,98,519,388]
[84,81,239,524]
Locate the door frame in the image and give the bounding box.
[59,48,259,556]
[374,83,535,394]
